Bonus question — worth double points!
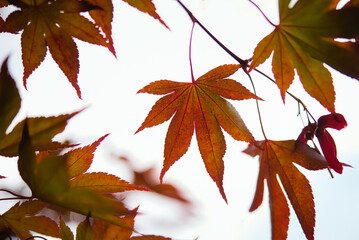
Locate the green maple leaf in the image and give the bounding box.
[18,122,143,227]
[0,58,78,157]
[250,0,359,112]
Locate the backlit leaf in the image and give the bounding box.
[60,216,74,240]
[70,172,150,193]
[0,111,80,157]
[88,0,116,56]
[133,167,190,204]
[0,57,21,139]
[66,134,109,179]
[76,216,96,240]
[18,123,134,227]
[250,0,359,111]
[1,0,113,98]
[137,64,258,201]
[244,140,328,240]
[0,200,60,239]
[122,0,168,29]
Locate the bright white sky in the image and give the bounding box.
[1,0,359,239]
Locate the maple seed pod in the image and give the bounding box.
[318,113,347,130]
[315,113,347,174]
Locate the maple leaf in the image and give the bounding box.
[65,134,110,179]
[70,172,150,193]
[63,135,150,192]
[76,216,96,240]
[250,0,359,112]
[122,0,168,29]
[59,216,74,240]
[0,57,21,140]
[0,111,80,157]
[87,0,116,56]
[0,200,59,239]
[0,57,79,157]
[18,122,135,227]
[132,166,190,204]
[1,0,114,98]
[77,212,137,239]
[243,140,329,240]
[136,64,259,201]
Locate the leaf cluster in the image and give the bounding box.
[1,0,359,239]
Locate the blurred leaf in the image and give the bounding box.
[70,172,150,193]
[0,200,59,239]
[0,110,80,157]
[76,216,96,240]
[0,0,8,7]
[18,123,135,227]
[0,57,20,139]
[102,214,135,240]
[133,167,190,204]
[65,134,109,179]
[60,216,74,240]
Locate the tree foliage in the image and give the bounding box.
[0,0,358,239]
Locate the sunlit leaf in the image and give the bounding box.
[0,110,80,157]
[122,0,168,29]
[70,172,150,193]
[66,134,109,179]
[60,216,74,240]
[250,0,359,111]
[18,123,134,227]
[1,0,113,98]
[133,167,190,204]
[76,216,96,240]
[137,64,259,201]
[0,57,21,139]
[0,200,59,239]
[244,140,328,240]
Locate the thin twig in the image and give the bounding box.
[0,189,31,199]
[176,0,249,67]
[247,0,276,27]
[253,68,317,123]
[175,0,317,125]
[189,21,195,83]
[247,73,267,139]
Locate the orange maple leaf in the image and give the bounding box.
[122,0,168,29]
[1,0,114,98]
[0,200,60,239]
[136,64,260,201]
[244,140,329,240]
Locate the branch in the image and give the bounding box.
[0,189,32,200]
[175,0,317,124]
[176,0,250,68]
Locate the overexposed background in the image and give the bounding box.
[1,0,358,239]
